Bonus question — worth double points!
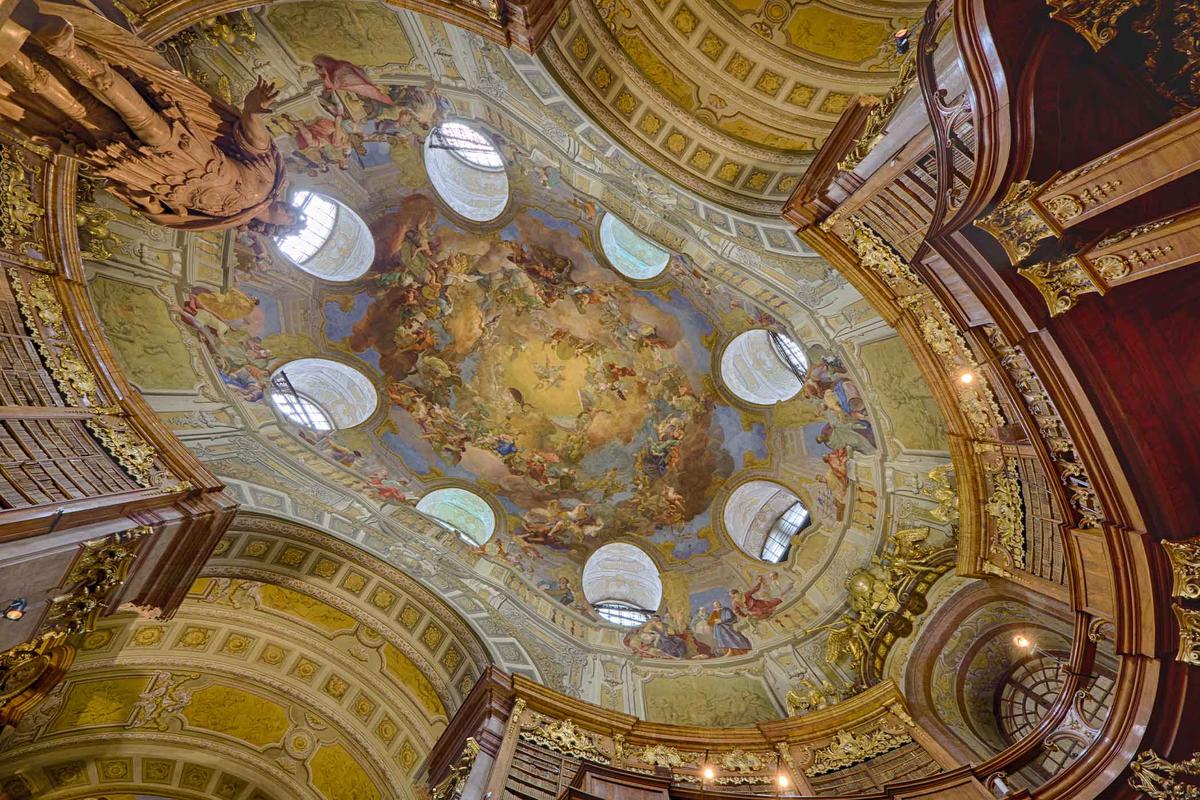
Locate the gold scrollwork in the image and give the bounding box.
[1174,604,1200,666]
[983,325,1103,528]
[1046,0,1142,51]
[804,728,914,776]
[76,173,124,262]
[1017,255,1103,316]
[520,712,611,764]
[1129,748,1200,799]
[719,749,768,774]
[432,737,482,800]
[0,143,45,261]
[636,743,699,769]
[1163,539,1200,600]
[0,526,151,724]
[839,50,919,172]
[8,269,184,490]
[985,459,1026,570]
[974,180,1057,265]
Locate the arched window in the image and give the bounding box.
[275,191,373,282]
[720,329,809,405]
[424,121,509,222]
[724,480,810,562]
[417,487,496,545]
[997,654,1064,743]
[599,213,670,280]
[582,543,662,627]
[269,359,377,431]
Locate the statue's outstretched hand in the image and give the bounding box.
[243,77,280,114]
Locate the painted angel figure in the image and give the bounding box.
[0,0,296,233]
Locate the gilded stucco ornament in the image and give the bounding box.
[1129,748,1200,800]
[803,727,914,776]
[636,743,698,769]
[432,737,481,800]
[1044,179,1123,223]
[75,173,124,262]
[974,180,1057,265]
[786,677,844,716]
[1174,605,1200,666]
[985,460,1026,570]
[0,143,45,261]
[840,49,919,172]
[719,749,767,774]
[983,325,1104,528]
[0,526,150,725]
[1046,0,1142,51]
[1163,539,1200,599]
[1018,255,1102,316]
[520,713,611,764]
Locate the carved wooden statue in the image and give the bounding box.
[0,0,296,233]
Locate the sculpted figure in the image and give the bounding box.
[0,0,296,233]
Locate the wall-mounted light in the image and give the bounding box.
[4,598,27,621]
[959,371,975,385]
[777,773,791,788]
[702,765,715,781]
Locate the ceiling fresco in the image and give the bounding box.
[79,0,958,721]
[540,0,926,213]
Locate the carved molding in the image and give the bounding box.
[974,180,1057,265]
[1017,255,1103,317]
[1174,605,1200,666]
[519,712,610,764]
[1129,748,1200,799]
[1164,539,1200,600]
[1046,0,1143,51]
[985,460,1026,570]
[840,51,920,173]
[803,727,914,777]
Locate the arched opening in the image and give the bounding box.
[719,330,809,405]
[423,121,509,222]
[723,480,810,562]
[599,213,670,280]
[275,191,373,282]
[416,487,497,546]
[581,543,662,627]
[269,359,377,430]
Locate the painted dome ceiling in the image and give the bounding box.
[84,0,955,717]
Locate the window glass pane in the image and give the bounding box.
[594,601,652,627]
[431,121,503,170]
[271,390,333,431]
[769,332,809,381]
[276,191,339,264]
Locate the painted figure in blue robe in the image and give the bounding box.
[707,600,751,654]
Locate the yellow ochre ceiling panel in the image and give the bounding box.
[543,0,925,214]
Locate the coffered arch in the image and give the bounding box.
[0,514,495,800]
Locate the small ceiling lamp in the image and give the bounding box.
[4,598,27,621]
[1013,634,1032,649]
[959,371,975,385]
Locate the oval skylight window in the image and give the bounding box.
[269,359,377,430]
[424,121,509,223]
[582,543,662,627]
[720,329,809,405]
[417,487,497,546]
[723,480,811,563]
[275,191,373,282]
[599,214,670,280]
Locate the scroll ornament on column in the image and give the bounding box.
[0,0,298,234]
